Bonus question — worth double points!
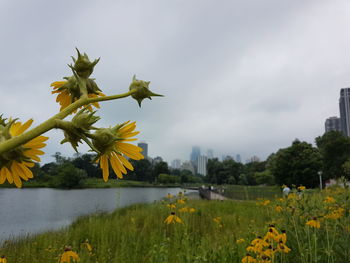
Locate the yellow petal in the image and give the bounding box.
[100,155,109,182]
[2,167,13,184]
[109,155,123,179]
[117,154,134,171]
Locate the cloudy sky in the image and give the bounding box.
[1,0,350,164]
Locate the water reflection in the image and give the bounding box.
[0,187,196,241]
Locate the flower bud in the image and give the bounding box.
[71,49,99,79]
[91,128,117,154]
[59,110,100,152]
[129,75,163,107]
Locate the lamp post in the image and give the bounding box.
[318,171,323,190]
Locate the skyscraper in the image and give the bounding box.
[137,141,148,158]
[339,88,350,136]
[197,155,208,176]
[207,149,214,159]
[325,117,341,133]
[236,154,242,163]
[190,146,201,164]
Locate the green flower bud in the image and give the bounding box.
[59,110,100,152]
[129,75,163,107]
[0,114,7,126]
[91,128,117,154]
[71,48,100,79]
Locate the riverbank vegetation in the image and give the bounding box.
[1,187,349,262]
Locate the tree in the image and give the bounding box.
[270,140,321,187]
[55,162,87,189]
[72,153,101,178]
[128,159,153,182]
[316,131,350,180]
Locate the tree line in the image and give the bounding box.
[207,131,350,188]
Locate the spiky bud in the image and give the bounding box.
[71,49,100,79]
[129,75,163,107]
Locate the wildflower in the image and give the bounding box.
[167,204,176,209]
[277,242,291,253]
[166,193,173,199]
[325,207,345,220]
[177,199,186,204]
[261,200,270,206]
[242,254,257,263]
[275,205,283,212]
[0,119,48,188]
[178,207,188,213]
[59,246,80,263]
[81,239,93,252]
[213,217,222,224]
[188,208,196,213]
[324,196,336,204]
[236,238,245,244]
[93,121,144,181]
[0,255,7,263]
[276,230,287,244]
[164,212,183,224]
[51,78,105,112]
[297,185,306,191]
[306,218,320,229]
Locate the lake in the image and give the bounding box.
[0,187,197,242]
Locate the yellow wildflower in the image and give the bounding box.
[166,193,173,199]
[95,121,144,181]
[276,230,287,244]
[177,199,186,204]
[324,196,336,204]
[261,200,270,206]
[0,256,7,263]
[277,242,291,253]
[275,205,283,212]
[236,238,245,244]
[59,247,80,263]
[81,240,92,252]
[167,204,176,209]
[242,254,257,263]
[188,208,196,213]
[297,185,306,191]
[306,219,320,229]
[213,217,222,224]
[164,212,183,224]
[0,119,48,188]
[325,207,345,220]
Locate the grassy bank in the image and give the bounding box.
[1,188,349,262]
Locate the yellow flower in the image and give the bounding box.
[277,242,291,253]
[0,255,7,263]
[177,199,186,204]
[276,230,287,244]
[261,200,270,206]
[59,247,80,263]
[81,240,93,252]
[51,80,105,112]
[166,193,173,199]
[189,208,196,213]
[325,207,345,220]
[178,207,188,213]
[324,196,336,204]
[167,204,176,209]
[213,217,222,224]
[275,205,283,212]
[297,185,306,191]
[242,254,257,263]
[236,238,245,244]
[0,119,48,188]
[164,212,183,224]
[306,219,320,229]
[95,121,144,181]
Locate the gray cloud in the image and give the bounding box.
[1,0,350,164]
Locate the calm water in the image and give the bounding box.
[0,187,196,241]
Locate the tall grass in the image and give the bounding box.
[1,187,349,262]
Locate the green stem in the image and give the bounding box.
[0,90,136,155]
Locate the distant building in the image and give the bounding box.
[171,159,182,169]
[181,161,195,174]
[190,146,201,163]
[207,149,214,159]
[137,141,148,158]
[248,155,260,163]
[236,154,242,163]
[339,88,350,136]
[152,156,163,164]
[197,155,208,176]
[325,117,341,133]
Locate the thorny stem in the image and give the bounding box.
[0,89,136,155]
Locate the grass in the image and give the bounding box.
[1,187,349,262]
[221,185,282,200]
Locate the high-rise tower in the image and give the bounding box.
[325,117,341,133]
[339,88,350,136]
[137,141,148,158]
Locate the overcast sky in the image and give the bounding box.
[1,0,350,164]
